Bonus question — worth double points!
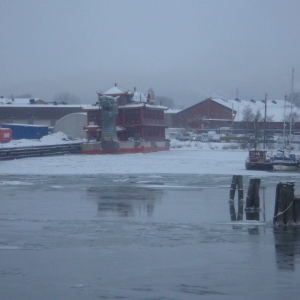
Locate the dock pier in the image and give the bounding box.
[0,143,82,160]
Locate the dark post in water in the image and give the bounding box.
[229,175,244,221]
[246,178,261,209]
[230,175,243,201]
[273,182,297,225]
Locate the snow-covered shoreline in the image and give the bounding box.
[0,132,83,149]
[1,146,299,177]
[1,133,300,176]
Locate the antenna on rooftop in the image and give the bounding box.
[236,87,239,100]
[291,68,294,95]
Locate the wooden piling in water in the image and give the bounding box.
[229,202,237,221]
[237,200,244,221]
[246,178,261,209]
[230,175,237,200]
[273,182,295,225]
[294,197,300,223]
[237,176,243,201]
[230,175,243,201]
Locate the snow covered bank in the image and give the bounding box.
[1,148,299,177]
[170,139,241,151]
[0,132,83,148]
[1,135,300,176]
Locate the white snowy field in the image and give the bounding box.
[0,139,300,177]
[1,133,300,176]
[0,132,80,148]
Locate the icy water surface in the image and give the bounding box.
[1,174,300,299]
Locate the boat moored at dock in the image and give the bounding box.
[272,150,300,171]
[245,149,273,170]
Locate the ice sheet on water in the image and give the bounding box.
[0,181,33,185]
[0,245,22,250]
[112,178,128,182]
[2,173,300,299]
[70,284,85,288]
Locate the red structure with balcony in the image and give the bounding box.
[81,84,169,154]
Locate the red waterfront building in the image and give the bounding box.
[83,84,167,143]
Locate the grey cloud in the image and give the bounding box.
[1,0,300,106]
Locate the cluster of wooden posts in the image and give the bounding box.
[230,175,261,208]
[229,175,300,225]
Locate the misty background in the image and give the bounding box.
[1,0,300,107]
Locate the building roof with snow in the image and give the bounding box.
[165,108,183,114]
[118,103,168,110]
[210,98,295,122]
[132,91,148,102]
[97,84,161,105]
[0,97,46,105]
[98,84,133,96]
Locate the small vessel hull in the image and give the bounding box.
[245,150,273,171]
[272,149,299,171]
[81,140,169,154]
[273,163,299,172]
[245,161,273,171]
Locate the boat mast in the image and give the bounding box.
[289,68,295,150]
[254,114,258,151]
[263,93,267,149]
[283,94,287,149]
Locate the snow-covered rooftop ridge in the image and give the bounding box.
[132,91,148,102]
[118,103,168,109]
[100,84,154,103]
[101,85,132,95]
[165,108,183,114]
[211,98,296,122]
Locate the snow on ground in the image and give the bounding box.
[169,139,241,151]
[0,132,82,148]
[1,135,300,176]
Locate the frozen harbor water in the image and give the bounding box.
[1,173,300,300]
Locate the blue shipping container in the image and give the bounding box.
[1,123,48,140]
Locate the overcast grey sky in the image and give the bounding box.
[1,0,300,106]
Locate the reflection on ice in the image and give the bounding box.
[274,226,300,271]
[229,201,244,221]
[86,186,163,217]
[229,182,268,235]
[2,174,300,299]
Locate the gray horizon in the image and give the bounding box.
[1,0,300,107]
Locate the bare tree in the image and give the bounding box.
[53,92,81,104]
[255,108,274,122]
[255,109,263,122]
[283,110,300,122]
[156,96,175,108]
[16,93,33,98]
[242,105,254,121]
[290,92,300,107]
